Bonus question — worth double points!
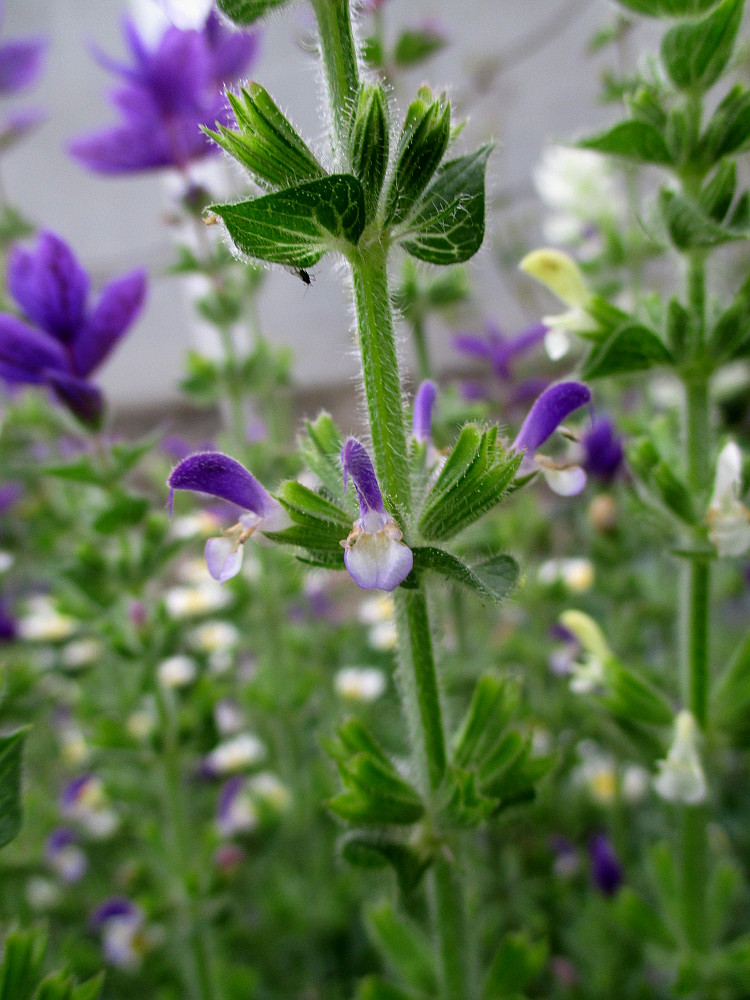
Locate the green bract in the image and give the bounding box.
[578,120,674,165]
[349,83,389,219]
[581,323,674,378]
[660,0,744,91]
[206,85,323,190]
[211,174,366,266]
[217,0,291,23]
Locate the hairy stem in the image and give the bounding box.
[309,0,359,162]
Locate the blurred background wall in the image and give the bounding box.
[2,0,657,417]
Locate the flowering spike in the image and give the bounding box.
[653,710,707,805]
[706,441,750,557]
[340,438,413,591]
[412,380,437,443]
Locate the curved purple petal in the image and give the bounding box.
[91,897,140,928]
[412,380,437,443]
[168,452,275,515]
[0,313,70,382]
[341,438,385,516]
[72,269,147,376]
[452,332,493,360]
[44,370,104,427]
[0,38,47,95]
[589,833,623,896]
[513,382,591,454]
[146,27,211,116]
[203,12,260,85]
[0,600,17,643]
[7,232,89,343]
[582,417,624,482]
[504,321,547,361]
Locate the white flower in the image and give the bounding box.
[334,666,387,702]
[19,597,76,642]
[653,710,707,805]
[127,697,158,742]
[571,741,617,805]
[706,442,750,557]
[189,620,240,653]
[157,655,197,689]
[0,551,14,573]
[163,582,231,618]
[248,772,292,813]
[558,610,611,695]
[26,876,60,911]
[214,699,245,737]
[538,558,594,593]
[204,733,265,775]
[60,638,101,670]
[357,593,395,625]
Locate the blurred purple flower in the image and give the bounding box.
[0,107,45,152]
[581,416,624,482]
[91,897,146,969]
[69,13,259,175]
[0,231,147,426]
[0,598,17,642]
[589,833,623,896]
[46,827,88,883]
[454,320,546,381]
[0,6,46,96]
[0,480,21,512]
[341,438,413,591]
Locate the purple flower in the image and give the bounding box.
[0,598,17,642]
[412,379,437,444]
[69,13,259,175]
[588,833,623,896]
[340,439,413,591]
[513,381,591,496]
[168,452,291,582]
[0,6,46,97]
[453,321,546,381]
[46,827,88,883]
[581,416,624,482]
[0,231,147,426]
[91,897,146,969]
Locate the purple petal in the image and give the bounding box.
[589,833,623,896]
[168,452,275,515]
[46,827,77,855]
[504,321,547,361]
[582,417,624,482]
[0,38,47,95]
[60,774,94,808]
[0,600,17,642]
[205,536,243,582]
[217,775,244,822]
[91,897,140,928]
[7,231,89,343]
[513,382,591,454]
[412,380,437,443]
[44,370,104,427]
[69,121,205,174]
[72,269,147,376]
[0,313,70,382]
[203,12,260,85]
[452,332,493,361]
[0,481,22,512]
[341,438,385,516]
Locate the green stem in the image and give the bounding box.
[412,313,432,381]
[432,858,471,1000]
[309,0,359,161]
[679,805,708,953]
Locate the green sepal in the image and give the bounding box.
[207,84,323,190]
[0,928,47,1000]
[659,188,747,249]
[264,481,351,565]
[211,174,366,267]
[365,900,439,997]
[0,728,28,850]
[393,27,447,66]
[418,424,521,540]
[397,145,492,265]
[217,0,291,23]
[628,86,668,130]
[660,0,744,92]
[355,977,427,1000]
[627,438,697,523]
[666,297,691,356]
[611,0,721,17]
[409,548,519,604]
[385,89,451,226]
[603,659,675,726]
[699,161,737,223]
[341,832,431,893]
[612,889,678,950]
[581,323,673,378]
[349,83,389,218]
[481,933,547,1000]
[697,85,750,167]
[477,732,552,803]
[577,120,673,165]
[452,673,519,768]
[299,411,348,503]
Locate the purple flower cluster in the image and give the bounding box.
[0,231,147,425]
[69,12,259,175]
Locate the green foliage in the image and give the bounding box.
[0,929,102,1000]
[659,188,747,249]
[265,480,351,568]
[418,424,521,541]
[581,323,673,378]
[613,889,678,950]
[697,84,750,168]
[93,491,150,535]
[206,84,323,190]
[349,83,389,218]
[298,411,347,502]
[410,548,519,604]
[397,145,492,265]
[628,437,698,523]
[216,0,291,23]
[211,174,366,267]
[612,0,721,17]
[341,833,430,894]
[365,901,439,996]
[660,0,743,91]
[0,728,28,850]
[481,932,547,999]
[699,160,737,221]
[578,121,673,165]
[393,28,448,67]
[355,978,426,1000]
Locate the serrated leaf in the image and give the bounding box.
[217,0,291,23]
[393,28,447,66]
[350,83,389,217]
[659,188,747,248]
[410,548,518,604]
[342,833,431,893]
[398,145,492,265]
[365,901,439,996]
[582,323,673,378]
[578,120,673,165]
[0,728,28,849]
[482,933,547,999]
[212,175,366,267]
[661,0,743,91]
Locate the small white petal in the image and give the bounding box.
[653,710,707,805]
[541,464,587,496]
[344,530,413,591]
[205,537,243,583]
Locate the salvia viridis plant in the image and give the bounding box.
[1,0,750,997]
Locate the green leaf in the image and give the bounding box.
[712,629,750,734]
[0,928,47,1000]
[452,672,518,769]
[342,833,431,893]
[71,975,104,1000]
[578,120,673,165]
[612,0,721,16]
[482,933,547,999]
[208,84,323,190]
[0,728,28,850]
[216,0,291,23]
[211,174,366,267]
[699,161,737,221]
[349,83,389,218]
[613,889,678,949]
[267,480,352,562]
[398,145,492,265]
[355,976,427,1000]
[393,28,447,66]
[410,548,518,604]
[93,493,149,534]
[666,297,691,355]
[385,89,451,226]
[697,85,750,166]
[582,323,673,378]
[365,901,439,996]
[604,659,675,726]
[41,457,105,486]
[659,188,746,248]
[299,411,347,502]
[35,973,75,1000]
[660,0,744,91]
